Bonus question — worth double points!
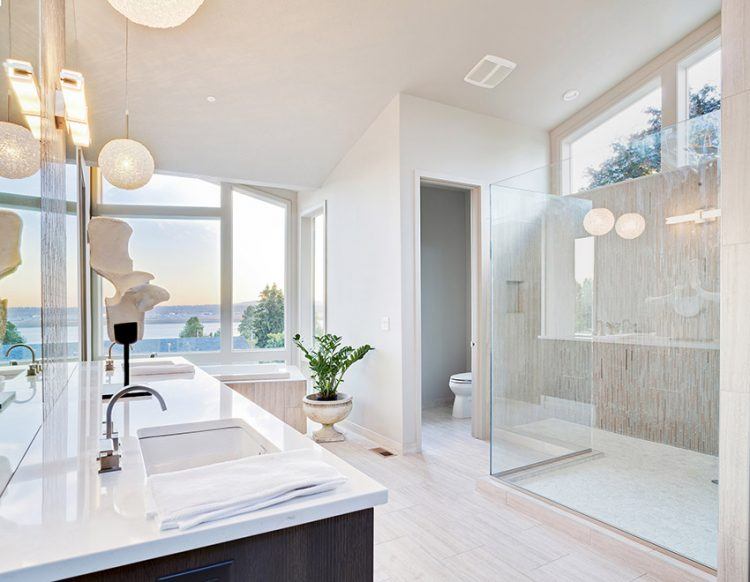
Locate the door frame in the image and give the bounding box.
[413,172,489,450]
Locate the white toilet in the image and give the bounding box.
[448,372,472,418]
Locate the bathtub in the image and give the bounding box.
[199,363,294,382]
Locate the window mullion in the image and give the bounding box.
[220,183,233,360]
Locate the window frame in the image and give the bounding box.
[298,203,327,347]
[90,171,294,365]
[560,77,662,195]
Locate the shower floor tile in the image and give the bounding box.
[499,418,718,568]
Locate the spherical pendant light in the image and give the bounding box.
[615,213,646,240]
[98,138,154,190]
[0,121,40,179]
[107,0,205,29]
[583,207,615,236]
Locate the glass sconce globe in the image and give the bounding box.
[0,121,40,179]
[615,213,646,240]
[583,207,615,236]
[98,138,154,190]
[107,0,205,28]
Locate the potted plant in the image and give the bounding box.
[293,333,373,442]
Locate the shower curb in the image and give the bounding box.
[476,476,716,581]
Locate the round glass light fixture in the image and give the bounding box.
[583,207,615,236]
[98,138,154,190]
[615,212,646,240]
[0,121,40,179]
[563,89,580,102]
[107,0,205,28]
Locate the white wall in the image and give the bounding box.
[420,185,470,409]
[298,96,404,450]
[400,94,549,451]
[299,93,548,452]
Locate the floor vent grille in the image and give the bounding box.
[371,447,396,457]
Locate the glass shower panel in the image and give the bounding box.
[490,112,720,568]
[490,188,594,476]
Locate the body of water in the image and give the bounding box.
[13,321,240,345]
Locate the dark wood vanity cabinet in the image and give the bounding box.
[65,509,373,582]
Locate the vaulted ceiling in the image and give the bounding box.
[65,0,720,188]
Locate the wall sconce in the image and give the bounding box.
[59,69,91,147]
[3,59,42,139]
[665,208,721,225]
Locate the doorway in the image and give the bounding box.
[419,180,478,450]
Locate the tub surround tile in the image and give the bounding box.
[226,375,308,433]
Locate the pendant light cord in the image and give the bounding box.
[6,0,11,123]
[124,17,129,139]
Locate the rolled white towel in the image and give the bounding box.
[147,449,347,531]
[130,363,195,376]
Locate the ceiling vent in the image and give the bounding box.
[464,55,517,89]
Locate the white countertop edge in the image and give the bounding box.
[6,489,386,582]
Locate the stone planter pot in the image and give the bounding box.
[303,392,352,442]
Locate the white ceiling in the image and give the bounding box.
[67,0,720,189]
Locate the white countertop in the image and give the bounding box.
[0,359,387,581]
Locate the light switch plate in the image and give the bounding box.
[380,316,390,331]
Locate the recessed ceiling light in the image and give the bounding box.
[563,89,580,102]
[206,96,216,103]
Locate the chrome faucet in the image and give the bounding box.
[99,385,167,473]
[4,344,42,377]
[105,342,117,372]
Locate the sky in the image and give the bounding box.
[2,171,285,308]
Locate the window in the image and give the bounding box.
[685,46,721,119]
[92,174,291,364]
[568,86,662,194]
[682,40,721,162]
[98,218,221,356]
[574,237,594,335]
[312,212,326,337]
[0,204,41,362]
[232,189,287,351]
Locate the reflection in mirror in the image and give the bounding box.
[0,0,43,496]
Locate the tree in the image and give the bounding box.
[2,321,25,345]
[238,284,285,348]
[583,84,721,190]
[179,316,204,338]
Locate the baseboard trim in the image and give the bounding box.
[338,420,404,455]
[476,476,716,581]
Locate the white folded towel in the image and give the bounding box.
[130,363,195,376]
[147,450,347,531]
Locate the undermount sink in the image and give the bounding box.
[137,418,279,476]
[0,367,24,381]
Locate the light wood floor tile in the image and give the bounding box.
[321,406,708,581]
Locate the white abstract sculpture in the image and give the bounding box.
[88,216,170,342]
[0,210,23,342]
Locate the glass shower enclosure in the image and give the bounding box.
[489,112,720,568]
